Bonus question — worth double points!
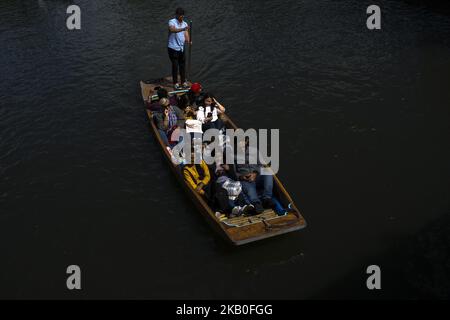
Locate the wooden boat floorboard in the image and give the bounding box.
[222,209,279,227]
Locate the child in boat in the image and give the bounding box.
[196,94,225,131]
[214,165,255,218]
[184,106,203,136]
[168,106,202,165]
[153,98,185,147]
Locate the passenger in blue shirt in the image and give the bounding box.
[167,8,191,90]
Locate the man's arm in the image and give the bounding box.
[174,106,185,128]
[154,113,168,131]
[213,98,225,113]
[196,107,205,123]
[184,29,190,44]
[183,168,198,191]
[200,161,211,185]
[163,114,169,130]
[169,23,188,33]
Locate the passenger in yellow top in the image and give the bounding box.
[183,152,211,196]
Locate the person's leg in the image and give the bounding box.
[203,182,212,201]
[158,129,169,146]
[235,193,248,206]
[202,121,217,133]
[256,174,275,209]
[263,174,274,199]
[213,118,225,131]
[192,132,203,144]
[168,48,179,85]
[241,191,251,205]
[242,180,264,213]
[256,174,273,199]
[179,50,186,83]
[241,181,260,204]
[234,193,255,215]
[191,132,203,158]
[214,186,231,214]
[170,133,184,153]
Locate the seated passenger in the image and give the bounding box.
[184,106,203,136]
[214,165,254,218]
[177,94,191,111]
[196,94,225,131]
[183,152,211,197]
[234,140,275,214]
[187,82,204,108]
[153,98,185,146]
[147,87,178,112]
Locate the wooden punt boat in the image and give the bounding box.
[140,78,307,245]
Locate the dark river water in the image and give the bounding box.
[1,0,449,299]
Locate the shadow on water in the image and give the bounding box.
[311,212,450,299]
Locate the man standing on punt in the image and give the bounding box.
[168,7,191,90]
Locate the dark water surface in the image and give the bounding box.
[1,0,449,299]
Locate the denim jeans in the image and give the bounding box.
[159,129,186,148]
[158,129,169,146]
[241,174,273,204]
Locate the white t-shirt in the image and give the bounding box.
[197,105,221,123]
[168,18,188,52]
[185,119,203,133]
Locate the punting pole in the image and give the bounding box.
[187,20,193,82]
